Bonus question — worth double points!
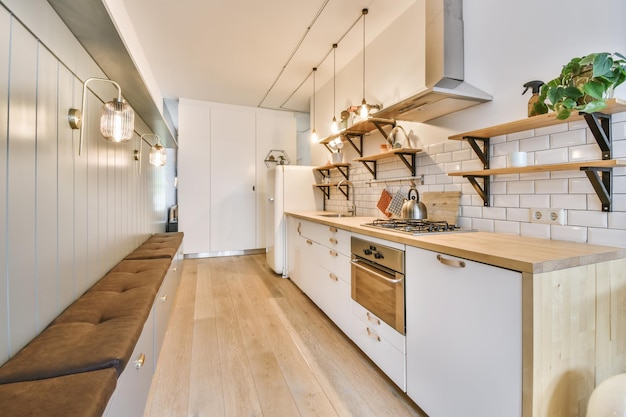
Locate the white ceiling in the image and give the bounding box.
[120,0,416,114]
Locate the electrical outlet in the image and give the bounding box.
[529,208,565,225]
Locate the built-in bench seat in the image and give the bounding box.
[0,232,183,417]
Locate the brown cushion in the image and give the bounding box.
[108,258,172,276]
[87,270,165,294]
[0,368,117,417]
[0,287,155,384]
[124,246,177,260]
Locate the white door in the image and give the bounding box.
[210,107,256,251]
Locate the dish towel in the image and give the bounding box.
[388,191,405,217]
[377,189,393,217]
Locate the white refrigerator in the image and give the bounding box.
[266,165,322,276]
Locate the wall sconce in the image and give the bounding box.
[68,77,135,155]
[136,133,166,174]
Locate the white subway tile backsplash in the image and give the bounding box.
[520,194,550,208]
[613,193,626,211]
[472,218,495,232]
[535,179,569,194]
[551,225,587,243]
[493,140,519,156]
[520,135,550,152]
[550,129,586,148]
[534,147,568,165]
[494,194,519,208]
[588,228,626,248]
[428,142,445,154]
[568,119,589,131]
[613,111,626,123]
[494,220,520,235]
[609,212,626,229]
[483,207,507,220]
[507,207,531,222]
[569,143,602,161]
[520,171,550,180]
[444,140,463,152]
[569,177,595,193]
[568,210,608,228]
[462,205,483,218]
[491,181,507,195]
[491,155,507,169]
[520,222,551,239]
[436,152,453,164]
[462,159,484,171]
[452,148,472,161]
[551,194,587,209]
[507,180,534,194]
[490,134,506,144]
[613,140,626,158]
[535,123,568,136]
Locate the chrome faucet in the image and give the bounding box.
[337,179,356,216]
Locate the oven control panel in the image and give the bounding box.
[351,236,404,273]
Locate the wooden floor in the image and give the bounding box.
[143,254,426,417]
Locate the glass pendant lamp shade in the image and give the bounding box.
[149,143,167,166]
[100,98,134,142]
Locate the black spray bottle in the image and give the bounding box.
[522,80,544,117]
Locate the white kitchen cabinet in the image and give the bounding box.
[287,218,352,336]
[351,301,406,390]
[405,246,522,417]
[178,99,296,255]
[103,308,155,417]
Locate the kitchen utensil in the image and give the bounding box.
[401,188,427,219]
[387,191,405,217]
[377,189,393,217]
[421,191,461,225]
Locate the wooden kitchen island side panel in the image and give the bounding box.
[528,258,626,417]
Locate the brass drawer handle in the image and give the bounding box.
[329,250,338,257]
[437,254,466,268]
[366,312,381,325]
[134,353,146,369]
[329,237,338,245]
[366,327,381,342]
[297,222,301,235]
[159,294,168,302]
[306,239,313,245]
[329,226,338,233]
[329,273,338,281]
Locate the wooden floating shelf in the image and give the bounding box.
[354,148,422,162]
[449,98,626,141]
[318,118,396,144]
[313,163,351,171]
[448,159,626,177]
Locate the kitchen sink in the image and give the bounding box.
[319,213,353,218]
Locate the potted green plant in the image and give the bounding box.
[534,52,626,120]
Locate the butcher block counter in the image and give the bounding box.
[286,211,626,274]
[286,211,626,417]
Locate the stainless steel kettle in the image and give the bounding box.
[401,188,427,220]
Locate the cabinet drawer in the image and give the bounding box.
[351,312,405,391]
[300,220,350,256]
[311,243,350,283]
[351,301,405,353]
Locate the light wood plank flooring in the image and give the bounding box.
[144,254,426,417]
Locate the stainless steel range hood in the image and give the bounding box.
[375,0,491,123]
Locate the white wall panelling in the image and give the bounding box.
[0,3,176,365]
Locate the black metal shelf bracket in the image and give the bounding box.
[318,186,331,199]
[396,151,417,177]
[464,136,490,169]
[343,134,364,157]
[336,165,349,180]
[359,160,377,178]
[583,112,611,159]
[465,175,490,206]
[372,119,396,141]
[581,167,613,212]
[337,183,350,200]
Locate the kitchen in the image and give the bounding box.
[0,0,626,416]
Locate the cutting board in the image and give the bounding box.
[421,191,461,225]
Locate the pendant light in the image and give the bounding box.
[331,43,339,134]
[359,8,370,119]
[311,67,318,142]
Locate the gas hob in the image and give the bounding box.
[362,219,473,235]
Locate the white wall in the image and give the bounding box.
[315,0,626,247]
[0,1,175,365]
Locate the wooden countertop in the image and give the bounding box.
[286,211,626,274]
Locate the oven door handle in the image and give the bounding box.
[351,259,403,284]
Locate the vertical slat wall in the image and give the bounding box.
[0,4,175,364]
